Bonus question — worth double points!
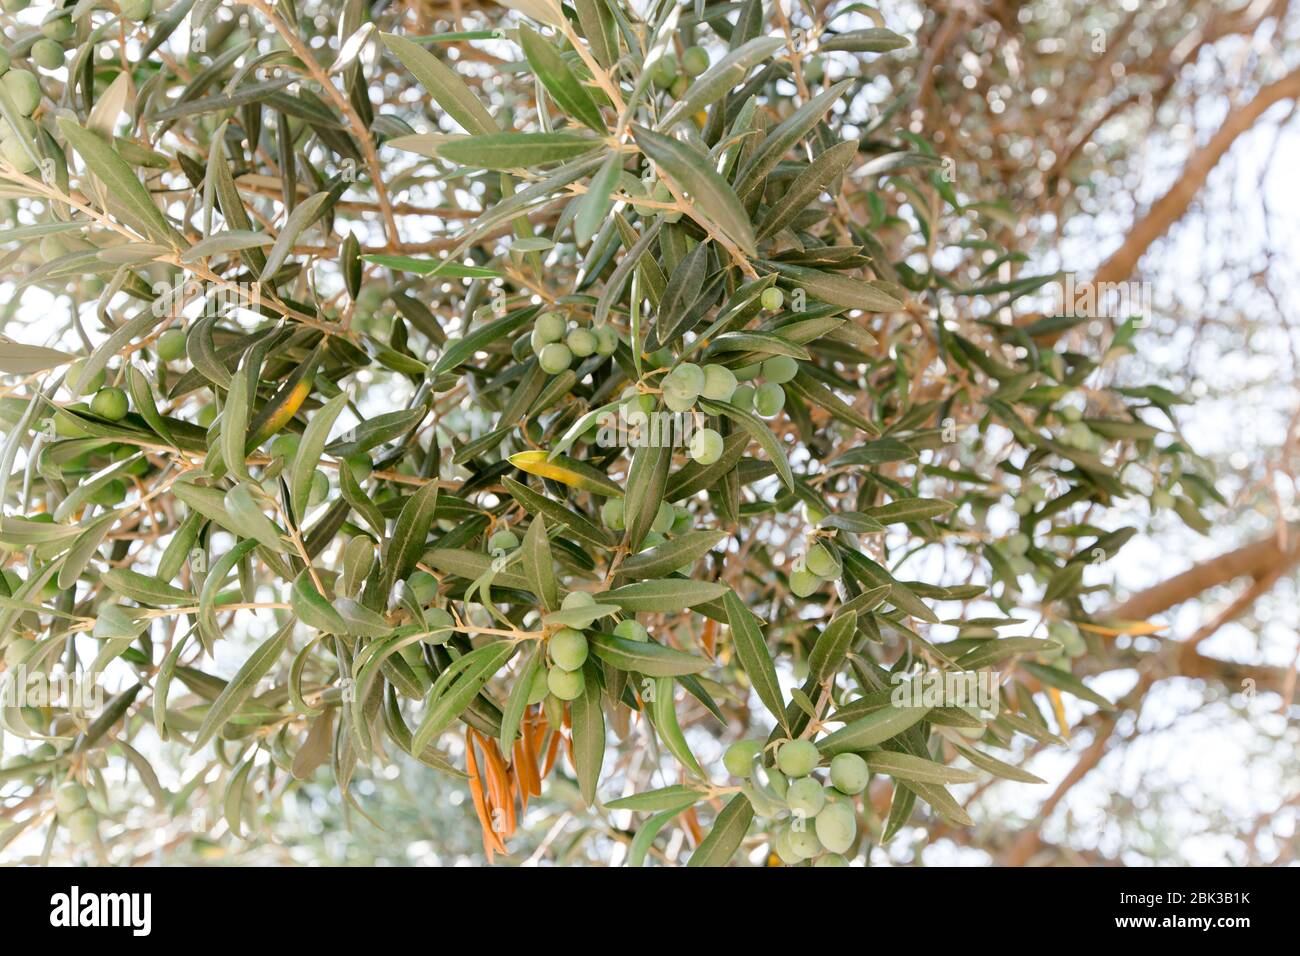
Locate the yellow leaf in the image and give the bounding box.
[508,450,623,498]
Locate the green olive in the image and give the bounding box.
[787,821,822,859]
[488,529,519,552]
[776,739,819,777]
[760,287,785,311]
[814,800,856,854]
[54,781,88,817]
[65,807,98,843]
[753,382,786,418]
[688,427,723,466]
[567,328,597,357]
[829,753,868,795]
[805,543,840,579]
[682,46,709,77]
[538,342,572,374]
[761,355,799,385]
[601,498,625,531]
[31,39,64,71]
[700,364,737,402]
[2,69,41,116]
[90,387,129,421]
[546,666,584,700]
[561,590,595,610]
[723,739,761,777]
[534,311,566,344]
[790,568,820,598]
[613,619,648,643]
[786,777,827,818]
[548,628,588,670]
[156,327,187,361]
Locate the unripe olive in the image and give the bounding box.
[407,571,438,605]
[567,328,597,358]
[270,432,300,460]
[688,426,723,466]
[787,821,822,859]
[31,39,64,71]
[761,355,799,384]
[534,311,566,344]
[760,287,784,311]
[662,385,696,413]
[700,364,737,402]
[121,0,153,21]
[548,627,588,670]
[776,739,819,777]
[2,69,41,116]
[723,739,761,777]
[538,342,572,374]
[667,362,704,396]
[39,234,64,261]
[682,46,709,77]
[40,13,75,42]
[805,543,839,579]
[669,75,689,98]
[670,505,692,533]
[65,807,98,843]
[547,665,584,700]
[593,325,619,356]
[561,590,595,610]
[613,619,648,642]
[814,852,848,867]
[1007,532,1030,555]
[731,384,755,411]
[733,363,761,382]
[1,134,38,172]
[651,500,674,533]
[829,753,869,795]
[601,498,625,530]
[772,823,802,864]
[753,382,786,418]
[790,567,820,598]
[786,777,827,818]
[90,386,128,421]
[54,781,88,816]
[156,327,187,361]
[814,800,856,854]
[651,53,677,89]
[1012,496,1034,516]
[1150,489,1174,510]
[488,529,519,552]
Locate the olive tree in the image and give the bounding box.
[0,0,1202,865]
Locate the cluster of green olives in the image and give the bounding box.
[651,44,710,98]
[543,592,600,700]
[528,311,619,374]
[725,738,868,865]
[54,780,100,843]
[0,55,42,172]
[789,538,842,598]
